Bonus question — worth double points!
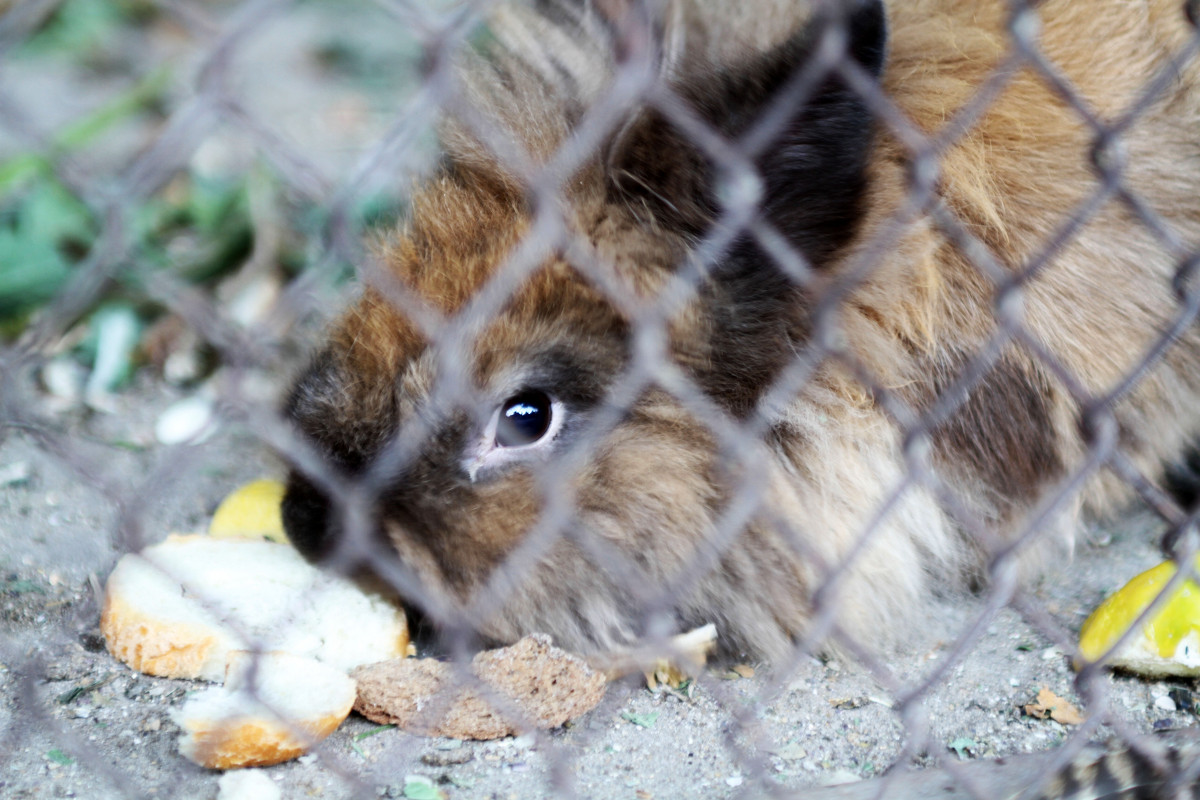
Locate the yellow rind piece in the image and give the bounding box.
[1078,557,1200,670]
[209,479,288,543]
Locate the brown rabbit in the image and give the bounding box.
[281,0,1200,660]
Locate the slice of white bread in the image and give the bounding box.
[101,534,408,681]
[174,650,356,769]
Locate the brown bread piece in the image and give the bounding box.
[351,635,606,739]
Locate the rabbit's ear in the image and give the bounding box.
[607,0,886,266]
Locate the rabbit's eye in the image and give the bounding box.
[465,389,563,480]
[496,390,553,447]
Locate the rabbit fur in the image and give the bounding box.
[282,0,1200,660]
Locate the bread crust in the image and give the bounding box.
[174,650,358,769]
[101,534,409,681]
[176,711,350,770]
[100,587,229,680]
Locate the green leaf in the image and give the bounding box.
[3,579,47,595]
[57,686,86,705]
[403,775,441,800]
[54,67,171,153]
[948,737,977,760]
[621,711,660,728]
[353,191,406,231]
[21,0,122,57]
[0,231,72,317]
[46,748,73,765]
[83,303,141,394]
[106,439,148,453]
[0,155,51,194]
[57,678,105,705]
[187,177,246,235]
[353,724,395,742]
[21,180,94,245]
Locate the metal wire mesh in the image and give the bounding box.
[4,0,1200,797]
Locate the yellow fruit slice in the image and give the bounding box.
[1077,557,1200,677]
[209,479,288,543]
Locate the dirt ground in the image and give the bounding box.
[1,370,1197,800]
[3,1,1199,798]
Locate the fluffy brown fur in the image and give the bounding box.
[282,0,1200,660]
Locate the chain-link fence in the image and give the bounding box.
[4,0,1200,797]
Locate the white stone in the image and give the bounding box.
[217,769,282,800]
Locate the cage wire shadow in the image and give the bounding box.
[3,0,1200,797]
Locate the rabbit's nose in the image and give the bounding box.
[281,473,336,563]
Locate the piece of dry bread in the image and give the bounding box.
[101,534,409,681]
[352,634,607,740]
[173,650,356,769]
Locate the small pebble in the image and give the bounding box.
[774,743,808,761]
[42,358,85,403]
[217,769,281,800]
[154,395,217,445]
[421,748,474,767]
[820,770,863,786]
[0,461,31,487]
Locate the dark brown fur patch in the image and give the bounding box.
[380,462,542,593]
[925,353,1066,509]
[609,1,885,264]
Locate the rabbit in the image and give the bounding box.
[280,0,1200,661]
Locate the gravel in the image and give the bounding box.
[2,4,1195,796]
[1,378,1195,800]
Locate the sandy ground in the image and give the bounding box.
[2,2,1198,798]
[1,369,1197,800]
